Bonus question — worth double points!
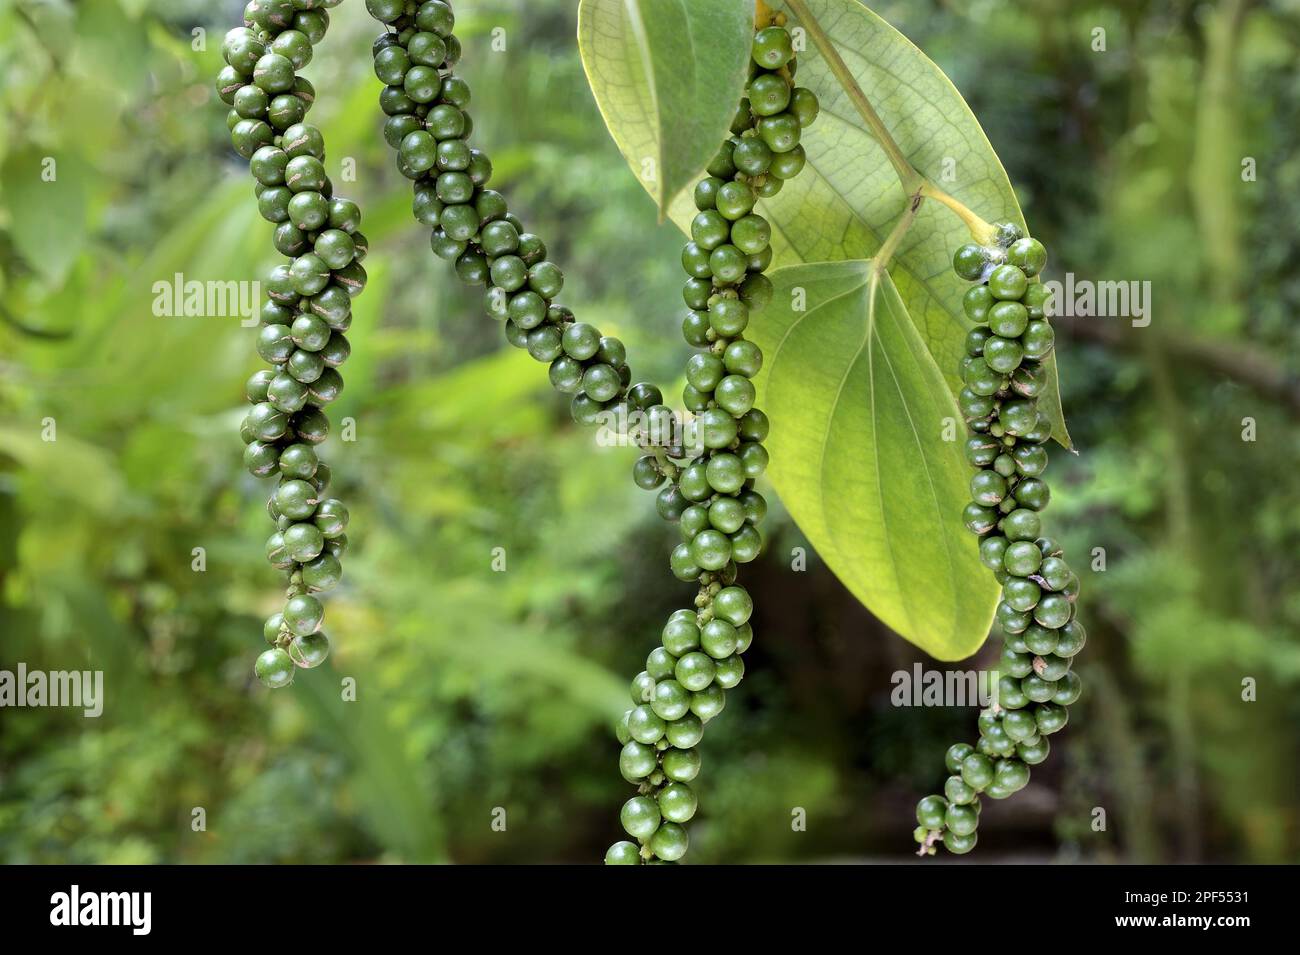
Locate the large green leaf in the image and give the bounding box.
[1,148,88,285]
[576,0,753,216]
[584,0,1070,449]
[756,262,996,659]
[579,0,1076,652]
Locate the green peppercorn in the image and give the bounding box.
[952,244,989,281]
[758,113,800,153]
[970,469,1008,506]
[752,26,794,69]
[248,402,289,442]
[983,336,1023,374]
[987,264,1028,301]
[1003,540,1042,577]
[627,705,666,745]
[1001,508,1042,541]
[619,741,657,781]
[1054,619,1086,657]
[301,553,342,592]
[1021,673,1057,704]
[730,214,771,255]
[988,300,1029,338]
[657,783,698,824]
[674,652,716,692]
[916,794,948,829]
[662,615,701,656]
[689,683,726,722]
[255,647,296,688]
[732,137,773,176]
[1007,238,1047,276]
[652,679,691,722]
[960,753,994,790]
[690,529,732,571]
[714,375,756,415]
[604,841,640,865]
[661,746,700,783]
[769,145,806,180]
[646,647,676,681]
[244,441,280,478]
[713,654,744,688]
[706,244,746,284]
[1012,443,1049,477]
[620,795,661,839]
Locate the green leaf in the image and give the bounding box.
[1,148,88,284]
[0,423,126,515]
[74,0,151,99]
[753,261,997,659]
[295,672,447,862]
[627,0,1070,448]
[776,0,1069,447]
[577,0,753,216]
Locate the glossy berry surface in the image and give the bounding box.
[227,5,821,864]
[587,16,815,864]
[225,6,370,689]
[916,224,1079,857]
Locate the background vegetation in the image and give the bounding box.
[0,0,1296,863]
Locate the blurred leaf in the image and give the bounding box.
[2,148,88,284]
[0,422,125,514]
[755,260,996,659]
[578,0,753,215]
[74,0,150,98]
[294,671,446,863]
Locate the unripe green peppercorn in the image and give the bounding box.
[658,783,698,824]
[960,753,994,790]
[660,746,700,785]
[619,741,657,781]
[916,795,948,829]
[651,680,691,721]
[988,264,1028,300]
[255,647,296,688]
[649,821,689,861]
[605,841,641,865]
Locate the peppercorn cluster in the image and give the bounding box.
[361,3,818,863]
[220,1,822,863]
[363,4,816,863]
[219,0,357,688]
[367,0,654,422]
[604,20,820,865]
[913,227,1084,855]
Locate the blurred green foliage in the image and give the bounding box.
[0,0,1296,863]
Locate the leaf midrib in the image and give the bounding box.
[868,276,963,642]
[765,265,967,647]
[764,267,916,638]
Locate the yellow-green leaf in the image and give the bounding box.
[2,149,88,285]
[754,261,997,659]
[577,0,753,216]
[649,0,1070,448]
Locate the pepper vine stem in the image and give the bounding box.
[780,0,999,247]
